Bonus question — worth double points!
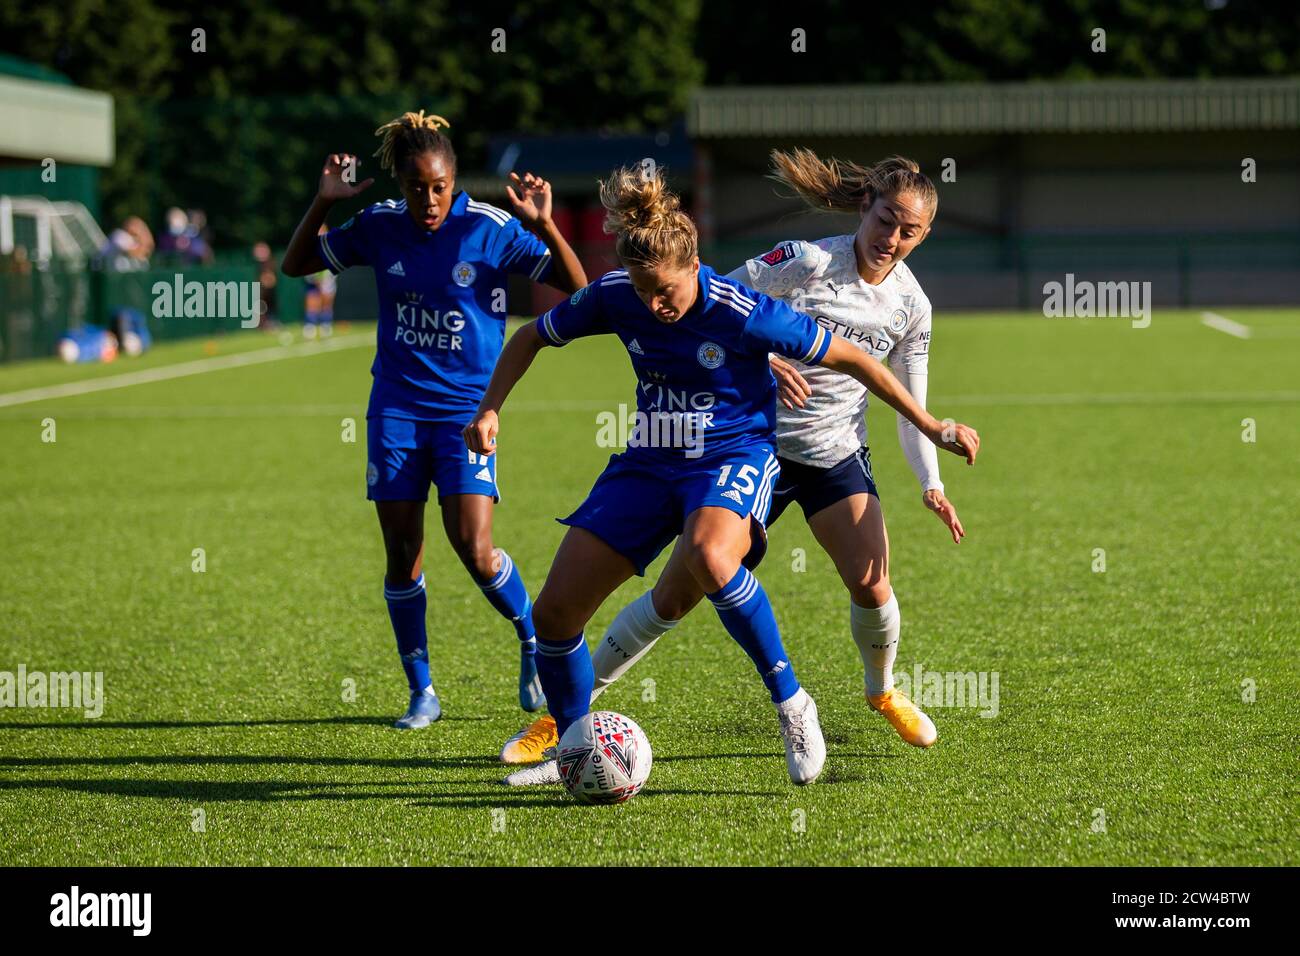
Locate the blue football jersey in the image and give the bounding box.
[319,191,553,421]
[535,265,832,460]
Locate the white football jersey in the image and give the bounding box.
[729,235,937,483]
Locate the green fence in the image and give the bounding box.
[0,257,306,363]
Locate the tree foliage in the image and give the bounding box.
[2,0,1293,245]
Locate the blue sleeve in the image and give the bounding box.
[490,218,553,283]
[741,296,832,364]
[317,210,370,274]
[534,281,609,347]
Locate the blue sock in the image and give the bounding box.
[478,549,537,649]
[707,567,800,703]
[384,574,431,694]
[534,633,592,737]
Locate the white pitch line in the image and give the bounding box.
[1200,312,1252,339]
[1,390,1297,421]
[0,334,372,409]
[931,389,1300,407]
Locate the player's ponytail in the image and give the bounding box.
[373,110,456,178]
[769,148,937,221]
[599,165,698,270]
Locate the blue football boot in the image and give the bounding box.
[519,642,546,712]
[393,687,442,729]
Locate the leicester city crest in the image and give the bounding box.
[452,261,477,287]
[889,309,909,334]
[697,341,726,369]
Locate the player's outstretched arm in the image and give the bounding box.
[463,321,548,456]
[504,171,587,294]
[817,335,980,465]
[282,153,375,277]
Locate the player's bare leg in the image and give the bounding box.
[808,493,936,747]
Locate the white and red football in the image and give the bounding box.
[556,711,652,804]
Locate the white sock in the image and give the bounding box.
[589,591,678,702]
[775,686,809,712]
[850,591,900,697]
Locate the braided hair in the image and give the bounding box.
[373,110,456,178]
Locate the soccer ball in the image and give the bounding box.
[556,711,652,804]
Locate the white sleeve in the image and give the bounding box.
[889,300,942,493]
[892,367,943,494]
[726,239,831,298]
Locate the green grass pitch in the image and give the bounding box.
[1,308,1296,866]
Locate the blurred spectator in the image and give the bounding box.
[1,244,32,275]
[157,206,214,265]
[253,241,278,329]
[98,216,154,271]
[187,208,214,265]
[302,225,336,339]
[157,206,189,258]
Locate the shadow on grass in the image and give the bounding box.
[411,787,785,809]
[655,751,900,762]
[0,754,501,770]
[0,777,452,802]
[0,715,491,730]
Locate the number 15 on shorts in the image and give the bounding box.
[716,463,761,495]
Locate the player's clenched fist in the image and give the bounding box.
[463,410,499,457]
[318,153,375,202]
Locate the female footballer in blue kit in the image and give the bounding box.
[464,165,978,785]
[500,152,975,771]
[282,111,587,728]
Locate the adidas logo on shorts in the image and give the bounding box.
[627,338,645,355]
[387,261,406,276]
[722,488,743,504]
[475,466,492,482]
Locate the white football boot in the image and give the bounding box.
[501,747,561,786]
[775,688,826,785]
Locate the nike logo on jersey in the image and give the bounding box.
[627,338,645,355]
[387,261,406,276]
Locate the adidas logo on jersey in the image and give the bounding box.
[387,261,406,276]
[475,466,492,482]
[722,488,744,504]
[627,338,645,355]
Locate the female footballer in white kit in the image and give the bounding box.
[500,149,977,773]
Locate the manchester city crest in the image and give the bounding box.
[697,341,726,369]
[889,309,909,333]
[452,261,477,287]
